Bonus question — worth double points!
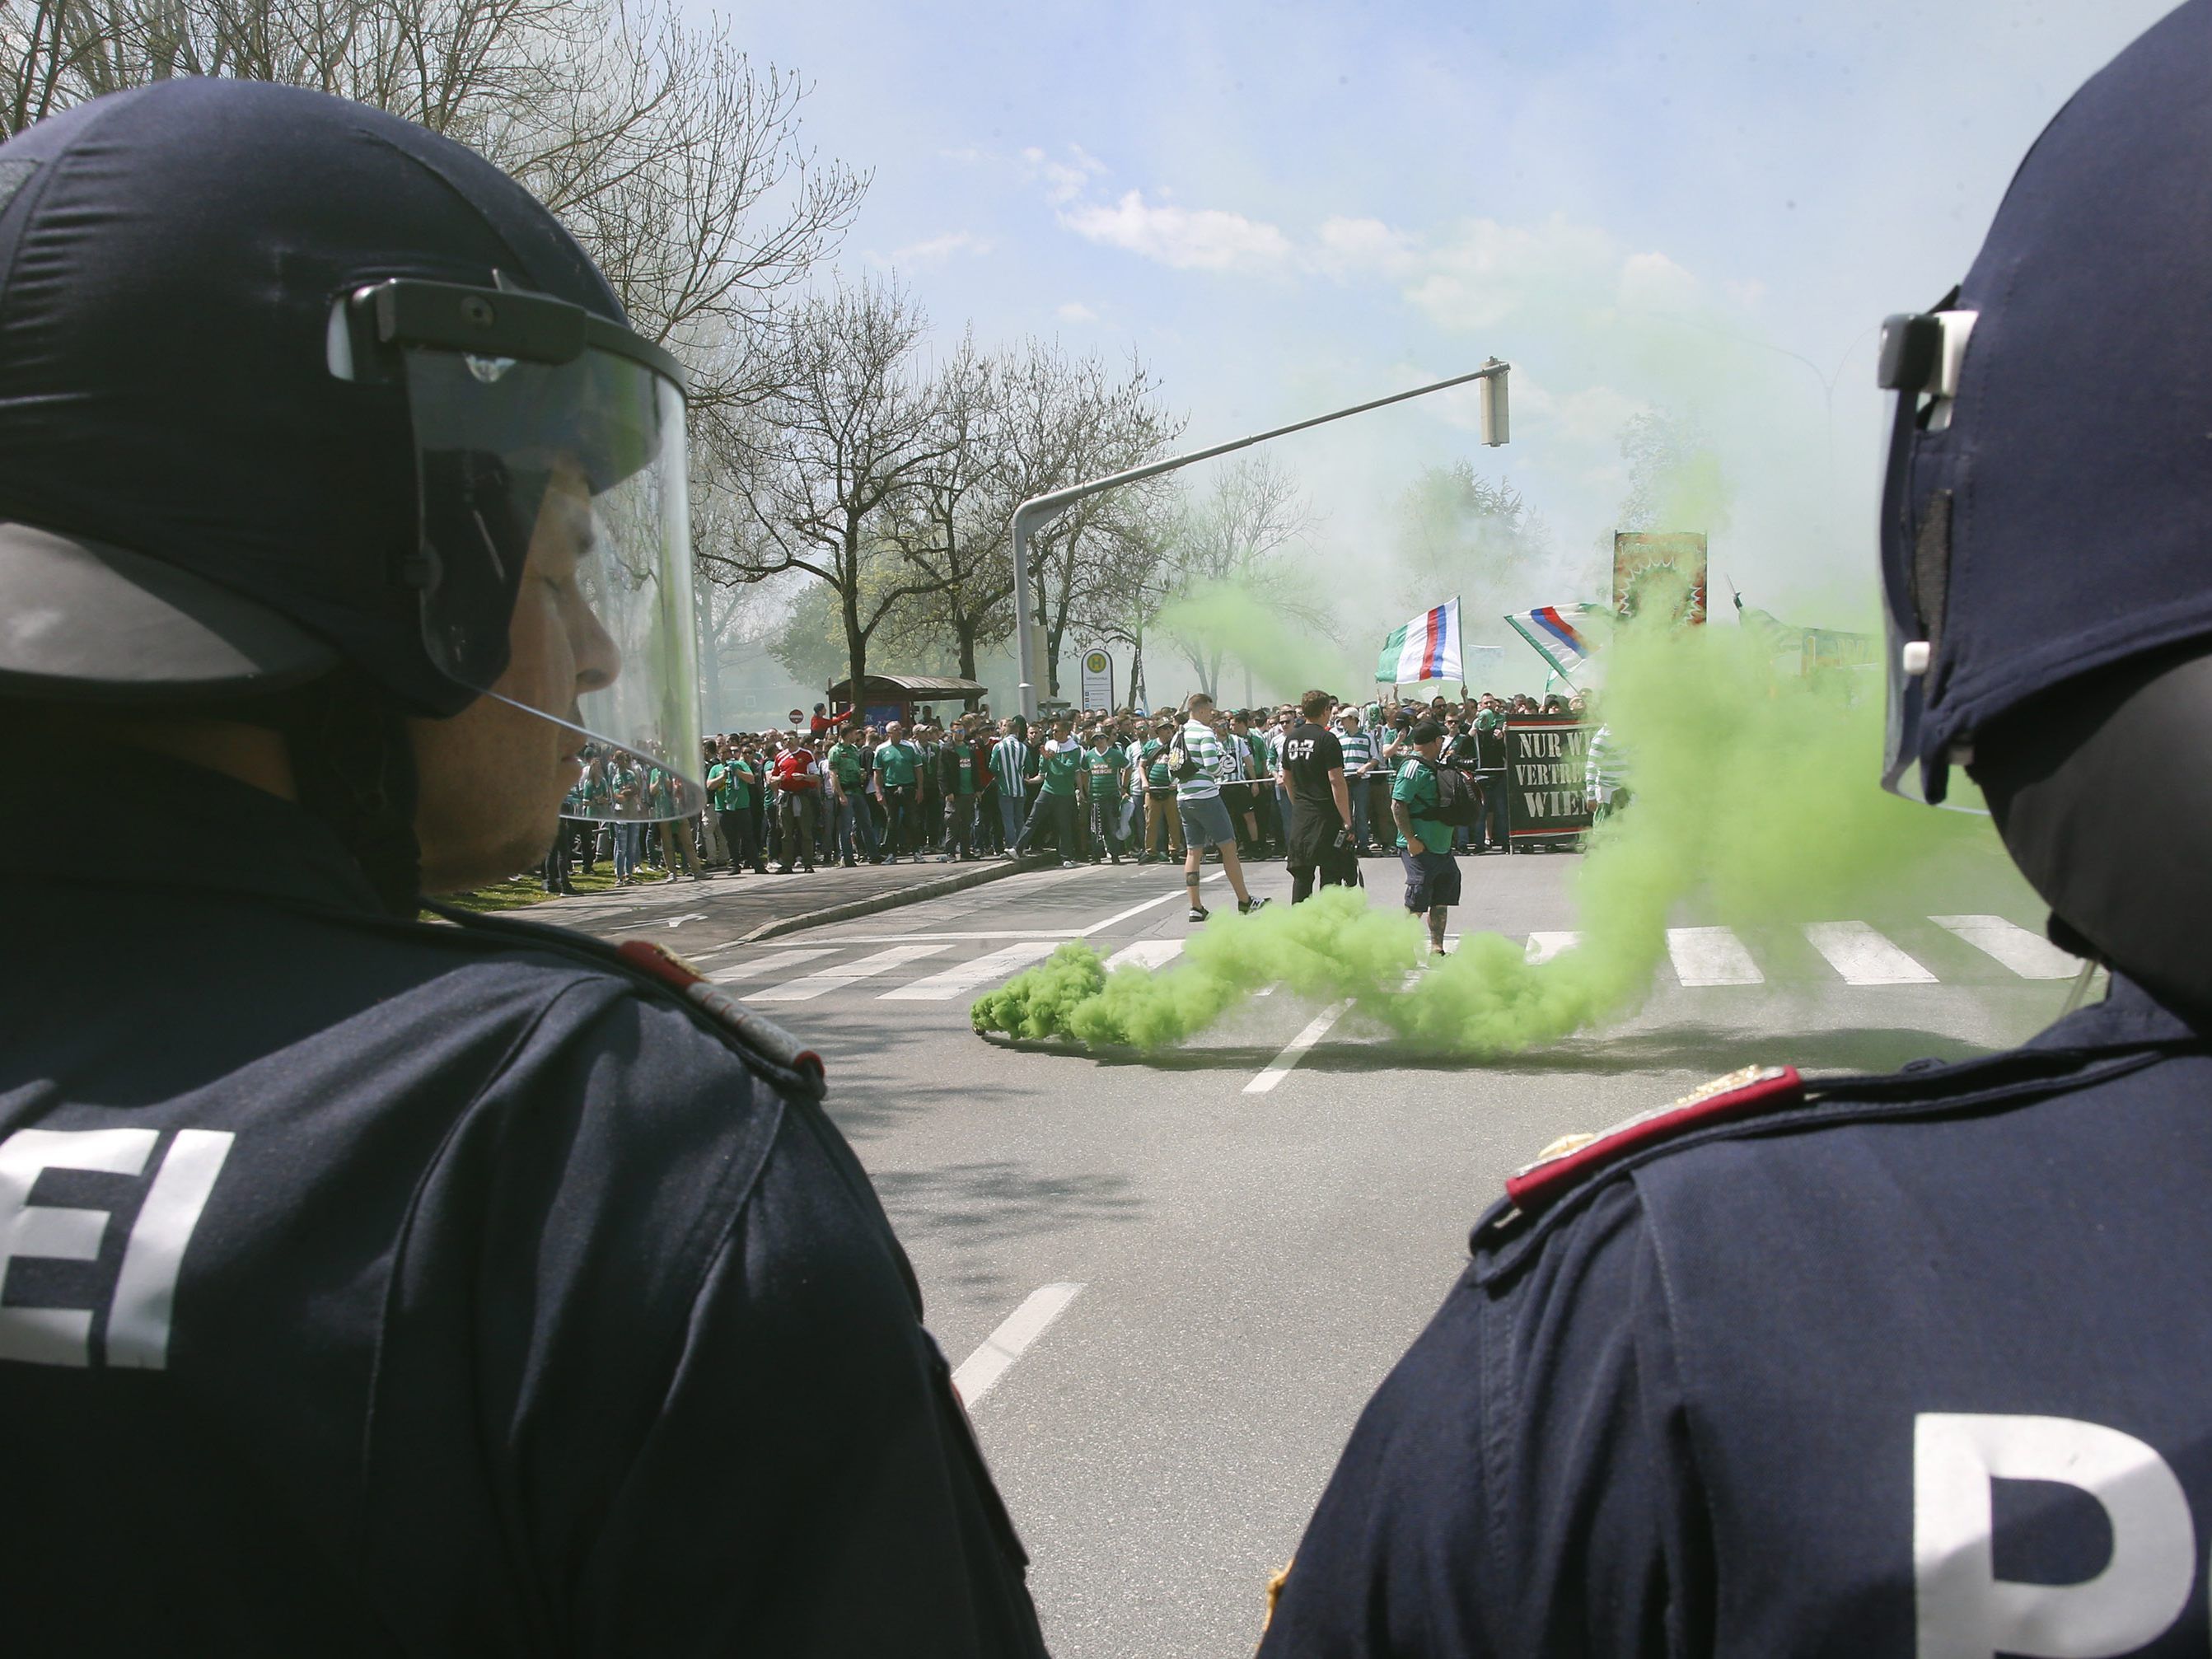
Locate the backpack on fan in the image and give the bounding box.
[1167,730,1202,782]
[1417,758,1484,828]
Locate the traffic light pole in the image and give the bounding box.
[1009,358,1510,722]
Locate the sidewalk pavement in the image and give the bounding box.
[529,853,1054,943]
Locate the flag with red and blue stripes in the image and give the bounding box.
[1374,598,1462,685]
[1504,604,1602,680]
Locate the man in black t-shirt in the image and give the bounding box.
[1278,687,1358,902]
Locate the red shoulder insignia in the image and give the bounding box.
[615,940,826,1090]
[1504,1064,1804,1212]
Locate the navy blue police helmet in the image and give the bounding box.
[1877,0,2212,806]
[0,77,690,726]
[1879,0,2212,1012]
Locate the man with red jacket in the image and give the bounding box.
[770,731,822,875]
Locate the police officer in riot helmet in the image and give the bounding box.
[1262,6,2212,1653]
[0,82,1045,1652]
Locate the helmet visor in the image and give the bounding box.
[1877,385,1928,801]
[403,341,702,822]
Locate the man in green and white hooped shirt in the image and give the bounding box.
[1391,718,1461,958]
[1013,717,1083,866]
[1175,691,1268,923]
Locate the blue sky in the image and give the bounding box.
[709,0,2174,679]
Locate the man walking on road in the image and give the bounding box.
[989,717,1031,857]
[1280,688,1357,904]
[1176,693,1267,923]
[1014,716,1083,867]
[1391,719,1459,956]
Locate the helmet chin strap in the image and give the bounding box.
[277,670,424,919]
[1971,643,2212,1024]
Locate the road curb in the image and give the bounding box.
[739,855,1057,943]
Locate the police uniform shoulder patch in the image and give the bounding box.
[614,939,826,1094]
[1504,1063,1805,1213]
[417,901,828,1099]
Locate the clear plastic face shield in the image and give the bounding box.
[335,279,701,821]
[1875,305,1975,805]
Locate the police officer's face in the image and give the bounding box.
[409,462,623,893]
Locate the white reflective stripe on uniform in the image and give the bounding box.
[107,1129,235,1370]
[0,1129,158,1367]
[1914,1413,2195,1658]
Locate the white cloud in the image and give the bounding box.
[1618,250,1700,313]
[1056,301,1099,322]
[879,231,994,269]
[1059,189,1295,273]
[1511,376,1650,446]
[1312,216,1419,279]
[1023,143,1108,205]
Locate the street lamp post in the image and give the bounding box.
[1010,358,1510,722]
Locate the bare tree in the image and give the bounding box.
[877,330,1016,681]
[724,275,950,699]
[0,0,864,416]
[1155,454,1323,696]
[994,340,1181,696]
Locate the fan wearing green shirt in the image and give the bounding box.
[872,722,923,862]
[1013,717,1083,867]
[1083,732,1129,864]
[1391,719,1461,958]
[708,737,766,875]
[825,726,879,867]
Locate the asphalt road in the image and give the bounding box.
[575,843,2082,1658]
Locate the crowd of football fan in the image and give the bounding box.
[536,689,1601,894]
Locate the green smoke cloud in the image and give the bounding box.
[1152,576,1360,703]
[971,611,2013,1055]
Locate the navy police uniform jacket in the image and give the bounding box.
[0,755,1047,1655]
[1261,975,2212,1656]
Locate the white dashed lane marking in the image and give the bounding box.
[952,1283,1086,1407]
[1524,931,1581,965]
[704,947,839,985]
[1803,921,1937,985]
[1105,939,1185,972]
[1666,926,1765,987]
[882,942,1062,1001]
[1930,914,2084,979]
[750,944,951,1002]
[1244,1000,1354,1095]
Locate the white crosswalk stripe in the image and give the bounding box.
[1667,926,1764,986]
[1524,931,1580,965]
[751,944,951,1002]
[704,947,839,985]
[1929,914,2084,979]
[882,942,1061,1001]
[1803,921,1936,985]
[712,913,2075,1007]
[1104,939,1185,972]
